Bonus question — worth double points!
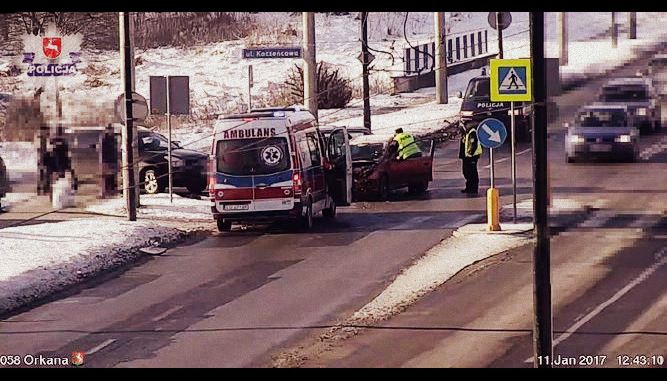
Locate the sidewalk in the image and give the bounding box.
[0,191,212,316]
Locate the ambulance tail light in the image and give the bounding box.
[292,171,302,197]
[208,158,216,198]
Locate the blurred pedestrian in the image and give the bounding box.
[459,121,482,195]
[99,125,118,197]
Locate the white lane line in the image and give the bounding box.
[525,247,667,363]
[151,305,183,322]
[640,136,667,160]
[578,211,615,229]
[483,149,532,168]
[393,216,432,230]
[451,214,484,228]
[85,338,116,355]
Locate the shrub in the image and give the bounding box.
[284,62,353,109]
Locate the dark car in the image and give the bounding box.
[597,77,660,134]
[0,152,9,209]
[137,127,208,194]
[458,74,532,142]
[350,134,435,200]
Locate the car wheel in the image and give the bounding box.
[566,156,574,164]
[216,219,232,232]
[377,175,389,201]
[142,169,162,194]
[322,198,336,220]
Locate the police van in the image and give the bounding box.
[457,70,533,142]
[209,107,352,232]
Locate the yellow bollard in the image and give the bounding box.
[487,187,501,231]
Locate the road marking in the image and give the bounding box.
[628,214,661,229]
[85,338,116,355]
[639,136,667,160]
[483,148,532,168]
[578,211,615,229]
[393,216,432,230]
[151,305,183,322]
[452,214,484,228]
[525,247,667,364]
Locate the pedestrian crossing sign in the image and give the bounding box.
[490,58,532,102]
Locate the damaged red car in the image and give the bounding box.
[350,134,435,201]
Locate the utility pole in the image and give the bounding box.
[611,12,618,48]
[129,13,139,208]
[435,12,448,104]
[629,12,637,39]
[529,11,552,368]
[559,12,568,66]
[119,12,137,221]
[303,12,318,121]
[496,12,504,58]
[361,12,371,129]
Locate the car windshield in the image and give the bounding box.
[216,137,291,175]
[576,110,628,127]
[599,85,648,101]
[464,78,490,99]
[142,133,180,150]
[351,143,384,161]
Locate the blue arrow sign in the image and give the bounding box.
[477,118,507,149]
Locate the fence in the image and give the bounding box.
[403,28,490,75]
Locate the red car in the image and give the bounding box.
[350,134,435,200]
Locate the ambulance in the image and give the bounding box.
[209,107,352,232]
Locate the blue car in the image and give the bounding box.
[565,104,640,163]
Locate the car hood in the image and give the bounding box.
[569,126,636,136]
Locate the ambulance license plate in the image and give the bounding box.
[590,144,612,152]
[223,204,249,211]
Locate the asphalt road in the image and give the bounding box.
[1,50,666,368]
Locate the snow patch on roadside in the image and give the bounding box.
[0,219,190,314]
[0,192,33,211]
[347,223,532,325]
[86,193,211,221]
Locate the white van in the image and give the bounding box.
[209,107,352,232]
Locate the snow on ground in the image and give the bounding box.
[0,141,36,172]
[0,219,192,313]
[346,223,532,325]
[86,193,211,222]
[0,192,32,211]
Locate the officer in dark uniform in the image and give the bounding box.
[99,125,119,197]
[459,121,482,195]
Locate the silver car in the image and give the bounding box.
[565,104,640,163]
[598,77,660,133]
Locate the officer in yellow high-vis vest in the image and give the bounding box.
[459,121,482,195]
[392,128,422,160]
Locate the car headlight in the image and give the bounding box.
[171,158,185,167]
[636,108,647,116]
[460,111,474,117]
[569,134,585,144]
[615,134,632,143]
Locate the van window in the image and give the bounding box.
[216,137,291,175]
[297,137,312,168]
[306,133,321,166]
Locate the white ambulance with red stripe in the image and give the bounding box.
[209,107,352,232]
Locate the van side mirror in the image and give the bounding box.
[455,91,463,99]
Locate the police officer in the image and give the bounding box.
[459,121,482,195]
[99,125,119,198]
[392,128,422,160]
